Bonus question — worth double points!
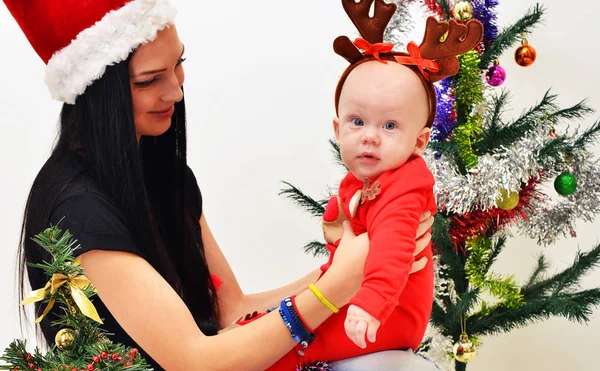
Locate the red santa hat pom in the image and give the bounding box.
[4,0,177,104]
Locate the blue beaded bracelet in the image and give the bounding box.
[283,297,313,341]
[279,296,314,350]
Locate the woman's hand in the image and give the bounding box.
[325,221,370,303]
[412,210,434,273]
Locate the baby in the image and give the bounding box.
[239,2,482,369]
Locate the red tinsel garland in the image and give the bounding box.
[448,177,544,250]
[420,0,446,19]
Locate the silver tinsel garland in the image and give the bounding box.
[518,156,600,245]
[423,127,547,214]
[424,126,600,245]
[383,0,414,49]
[418,324,456,371]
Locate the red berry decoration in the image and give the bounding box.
[25,353,33,361]
[28,363,35,370]
[100,352,108,359]
[86,365,94,371]
[92,356,100,363]
[111,353,120,361]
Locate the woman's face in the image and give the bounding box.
[129,25,185,139]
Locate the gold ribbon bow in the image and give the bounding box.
[20,261,102,324]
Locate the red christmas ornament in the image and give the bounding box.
[86,365,94,371]
[28,363,35,370]
[26,353,33,361]
[92,356,100,363]
[100,352,108,359]
[111,353,120,361]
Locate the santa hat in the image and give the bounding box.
[3,0,177,104]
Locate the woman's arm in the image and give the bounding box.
[79,222,366,371]
[200,213,320,326]
[202,211,434,326]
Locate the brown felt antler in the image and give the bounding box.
[419,17,484,82]
[333,0,397,63]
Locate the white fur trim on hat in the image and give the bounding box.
[45,0,177,104]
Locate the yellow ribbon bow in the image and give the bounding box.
[20,260,103,324]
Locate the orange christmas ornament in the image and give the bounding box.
[515,38,536,67]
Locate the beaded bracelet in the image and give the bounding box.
[283,297,313,342]
[279,296,314,353]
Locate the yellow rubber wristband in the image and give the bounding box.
[309,283,339,313]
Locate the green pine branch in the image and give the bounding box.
[522,244,600,300]
[479,4,545,69]
[468,289,600,337]
[2,226,151,371]
[476,90,557,154]
[279,182,326,218]
[464,244,600,337]
[484,235,507,274]
[537,118,600,165]
[433,215,469,293]
[303,240,329,258]
[573,118,600,149]
[328,138,347,171]
[524,254,550,287]
[536,135,571,163]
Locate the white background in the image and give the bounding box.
[1,1,599,370]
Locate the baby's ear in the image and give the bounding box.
[333,117,341,143]
[413,127,431,156]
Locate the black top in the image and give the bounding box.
[29,156,204,370]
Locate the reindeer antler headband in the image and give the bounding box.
[333,0,484,127]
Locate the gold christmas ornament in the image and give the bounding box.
[496,189,520,210]
[452,1,474,21]
[55,328,76,351]
[453,332,477,363]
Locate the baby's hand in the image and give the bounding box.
[344,304,381,348]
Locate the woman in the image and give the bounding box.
[6,1,434,370]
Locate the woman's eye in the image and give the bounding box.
[176,57,187,66]
[384,122,397,130]
[352,118,364,126]
[134,76,159,88]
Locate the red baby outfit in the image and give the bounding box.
[265,156,437,370]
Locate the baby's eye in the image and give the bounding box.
[384,122,397,130]
[352,118,364,126]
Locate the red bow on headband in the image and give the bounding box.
[353,38,394,62]
[353,39,440,81]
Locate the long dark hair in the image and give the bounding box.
[17,54,219,345]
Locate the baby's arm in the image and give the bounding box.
[346,164,434,346]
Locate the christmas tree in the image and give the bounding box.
[1,225,151,371]
[281,1,600,370]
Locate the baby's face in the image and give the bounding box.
[334,61,431,181]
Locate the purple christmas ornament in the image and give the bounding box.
[485,64,506,87]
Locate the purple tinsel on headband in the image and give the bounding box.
[473,0,499,47]
[431,77,457,142]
